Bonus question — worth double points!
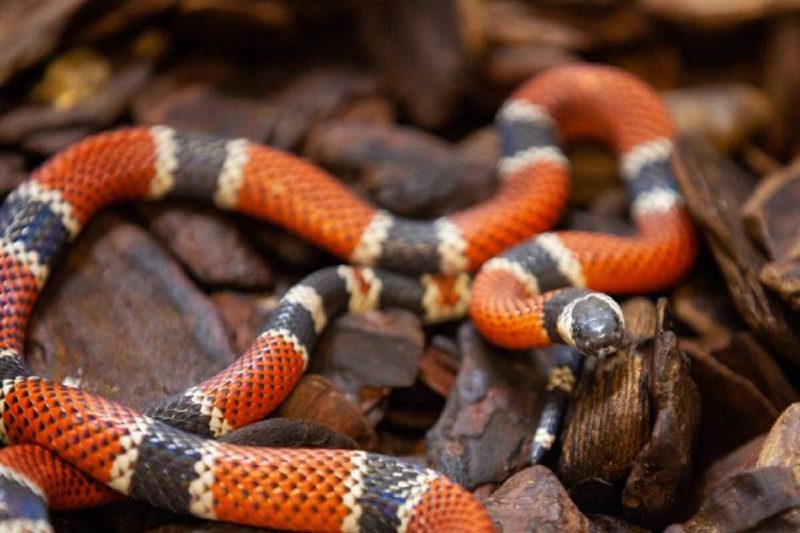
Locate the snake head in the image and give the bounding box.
[557,293,625,357]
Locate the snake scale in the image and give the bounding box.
[0,65,695,532]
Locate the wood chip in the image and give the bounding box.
[672,134,800,368]
[275,374,379,450]
[557,299,653,496]
[427,323,553,488]
[484,466,591,532]
[623,300,701,527]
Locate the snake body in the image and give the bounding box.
[0,65,695,531]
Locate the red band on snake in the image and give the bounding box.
[0,65,695,531]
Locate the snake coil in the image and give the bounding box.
[0,65,694,532]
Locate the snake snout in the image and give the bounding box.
[563,294,625,357]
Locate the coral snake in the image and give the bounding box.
[0,65,695,532]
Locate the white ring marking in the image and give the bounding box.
[188,440,221,520]
[337,266,382,314]
[350,211,394,266]
[482,257,541,295]
[149,125,178,198]
[632,187,681,218]
[214,138,249,209]
[499,146,568,178]
[12,181,81,238]
[0,237,48,288]
[283,284,327,333]
[0,464,48,502]
[421,273,471,324]
[533,427,556,449]
[261,327,310,369]
[0,518,54,533]
[536,233,586,288]
[498,100,553,126]
[434,218,468,275]
[185,386,234,438]
[621,137,672,181]
[396,469,439,533]
[340,451,368,533]
[108,417,154,494]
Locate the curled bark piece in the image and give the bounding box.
[623,300,701,527]
[557,299,653,501]
[672,134,800,368]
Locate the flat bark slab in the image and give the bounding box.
[672,134,800,368]
[139,204,273,290]
[27,212,236,411]
[743,159,800,311]
[484,465,591,532]
[426,323,551,489]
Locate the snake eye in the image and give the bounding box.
[559,294,625,357]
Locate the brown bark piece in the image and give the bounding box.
[0,60,154,149]
[21,127,93,156]
[743,158,800,260]
[0,152,27,194]
[622,300,701,527]
[764,16,800,157]
[712,332,798,411]
[666,467,800,532]
[606,42,682,91]
[672,134,800,368]
[742,160,800,311]
[211,291,277,354]
[306,121,496,217]
[353,0,471,128]
[566,144,622,207]
[275,374,378,450]
[681,339,779,462]
[759,262,800,312]
[418,336,460,397]
[134,64,378,150]
[0,0,86,84]
[249,222,332,272]
[671,279,741,342]
[457,126,501,163]
[564,210,634,236]
[75,0,177,42]
[334,96,396,125]
[694,435,766,507]
[757,403,800,476]
[557,299,653,497]
[484,1,592,51]
[139,204,273,290]
[528,0,628,6]
[642,0,800,27]
[426,323,551,489]
[484,2,651,52]
[663,84,773,152]
[178,0,291,30]
[482,44,580,87]
[219,418,357,450]
[588,188,629,219]
[589,515,651,532]
[26,212,236,411]
[484,465,591,533]
[310,310,424,395]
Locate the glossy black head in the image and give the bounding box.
[567,295,625,357]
